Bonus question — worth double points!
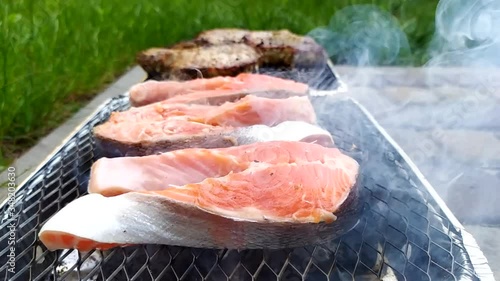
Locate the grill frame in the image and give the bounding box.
[0,62,494,281]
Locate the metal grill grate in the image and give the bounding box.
[0,64,486,281]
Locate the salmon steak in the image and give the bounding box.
[90,139,337,196]
[98,95,315,126]
[129,73,309,106]
[93,95,317,156]
[161,88,308,106]
[93,120,332,157]
[38,141,361,251]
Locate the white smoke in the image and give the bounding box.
[427,0,500,67]
[307,0,500,225]
[308,4,412,66]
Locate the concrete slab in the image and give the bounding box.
[333,86,406,120]
[381,86,441,104]
[464,224,500,279]
[335,66,500,90]
[375,102,500,130]
[383,128,500,215]
[385,128,500,166]
[447,170,500,224]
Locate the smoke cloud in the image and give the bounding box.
[308,4,412,67]
[307,1,500,225]
[427,0,500,67]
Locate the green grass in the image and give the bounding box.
[0,0,438,171]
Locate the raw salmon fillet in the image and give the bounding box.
[89,139,339,196]
[161,88,308,105]
[93,95,317,156]
[99,95,315,126]
[129,73,308,106]
[94,120,333,157]
[39,141,360,251]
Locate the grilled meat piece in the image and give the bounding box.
[168,29,250,50]
[190,28,326,67]
[243,29,327,67]
[136,44,259,80]
[194,28,250,45]
[137,29,327,80]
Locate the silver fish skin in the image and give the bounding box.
[231,120,334,147]
[38,184,361,251]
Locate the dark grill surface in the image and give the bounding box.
[0,64,482,281]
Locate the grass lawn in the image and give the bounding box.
[0,0,438,171]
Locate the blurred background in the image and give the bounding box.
[0,0,437,171]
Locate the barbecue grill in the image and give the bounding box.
[0,61,494,281]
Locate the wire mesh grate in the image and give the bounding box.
[0,64,483,281]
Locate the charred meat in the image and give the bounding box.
[136,43,260,80]
[136,28,327,80]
